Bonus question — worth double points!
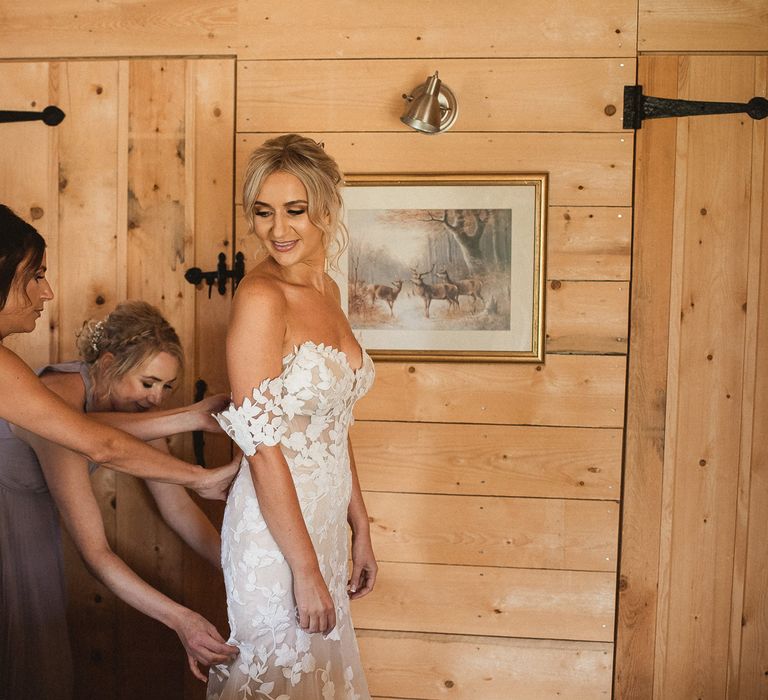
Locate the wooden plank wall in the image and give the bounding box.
[615,54,768,700]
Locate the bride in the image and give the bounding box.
[208,134,377,699]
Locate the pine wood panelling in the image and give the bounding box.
[0,0,238,60]
[738,77,768,696]
[0,0,637,61]
[545,280,628,354]
[726,57,767,700]
[352,562,615,642]
[126,59,194,378]
[0,62,59,369]
[356,355,625,427]
[236,59,633,133]
[366,492,618,571]
[56,61,122,359]
[656,57,756,700]
[614,55,679,700]
[358,631,613,699]
[352,422,622,500]
[239,0,636,59]
[237,133,633,207]
[191,59,235,404]
[638,0,768,52]
[548,207,631,281]
[615,55,768,700]
[726,60,767,700]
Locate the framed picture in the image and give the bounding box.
[336,174,547,362]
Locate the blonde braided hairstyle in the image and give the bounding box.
[76,301,184,403]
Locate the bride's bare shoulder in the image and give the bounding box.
[236,263,286,304]
[231,265,288,331]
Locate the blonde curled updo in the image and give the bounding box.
[76,301,184,399]
[242,134,348,271]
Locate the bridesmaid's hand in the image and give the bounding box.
[191,393,231,433]
[191,452,241,500]
[294,569,336,636]
[348,531,378,600]
[173,609,238,682]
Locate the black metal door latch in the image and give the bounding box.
[0,106,66,126]
[185,251,245,298]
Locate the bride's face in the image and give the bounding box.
[251,171,325,268]
[0,253,54,337]
[102,351,179,413]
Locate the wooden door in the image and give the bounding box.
[0,58,236,699]
[616,54,768,699]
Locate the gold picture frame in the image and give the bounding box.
[336,173,547,362]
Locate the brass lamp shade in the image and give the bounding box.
[401,72,458,134]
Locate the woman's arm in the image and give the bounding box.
[346,437,377,599]
[90,394,230,441]
[0,346,236,499]
[145,439,221,570]
[226,275,336,635]
[32,438,238,681]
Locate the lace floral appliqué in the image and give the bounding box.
[214,377,291,456]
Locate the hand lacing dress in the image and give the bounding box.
[208,341,374,700]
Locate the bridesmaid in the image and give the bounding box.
[0,203,237,494]
[2,301,238,699]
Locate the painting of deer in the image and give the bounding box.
[436,269,485,310]
[367,280,404,316]
[409,265,460,318]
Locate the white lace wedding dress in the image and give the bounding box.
[208,341,374,700]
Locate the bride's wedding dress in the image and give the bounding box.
[207,341,374,700]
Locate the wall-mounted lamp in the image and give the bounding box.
[623,85,767,129]
[401,71,458,134]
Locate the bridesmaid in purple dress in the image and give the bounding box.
[0,205,239,698]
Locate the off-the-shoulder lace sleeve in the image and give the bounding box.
[214,376,288,456]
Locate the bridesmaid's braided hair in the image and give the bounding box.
[76,301,184,398]
[242,134,348,271]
